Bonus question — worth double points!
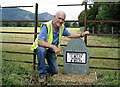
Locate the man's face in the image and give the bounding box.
[54,12,65,27]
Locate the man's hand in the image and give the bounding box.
[52,45,61,55]
[82,31,90,37]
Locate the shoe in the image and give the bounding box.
[38,76,46,82]
[47,73,54,77]
[46,73,55,81]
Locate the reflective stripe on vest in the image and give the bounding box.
[31,20,64,51]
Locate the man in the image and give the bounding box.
[31,10,89,82]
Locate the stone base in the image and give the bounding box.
[51,71,97,85]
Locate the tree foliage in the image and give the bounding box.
[72,22,79,28]
[78,2,120,34]
[64,22,71,27]
[2,22,33,27]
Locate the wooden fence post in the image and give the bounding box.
[92,26,94,34]
[112,26,113,38]
[112,26,113,34]
[98,26,100,34]
[33,3,38,70]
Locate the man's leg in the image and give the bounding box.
[46,51,58,76]
[35,46,47,76]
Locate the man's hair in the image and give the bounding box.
[55,10,66,19]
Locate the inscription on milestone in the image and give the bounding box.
[66,51,87,64]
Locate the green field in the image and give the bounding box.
[1,27,120,86]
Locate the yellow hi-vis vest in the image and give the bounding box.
[31,20,65,52]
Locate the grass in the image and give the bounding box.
[1,27,120,86]
[2,59,34,85]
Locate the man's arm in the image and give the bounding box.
[38,40,61,55]
[67,31,89,38]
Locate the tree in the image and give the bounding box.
[78,10,85,27]
[78,2,120,34]
[78,3,100,28]
[64,22,71,27]
[22,22,32,27]
[16,22,22,27]
[72,22,78,28]
[2,22,9,27]
[96,2,120,34]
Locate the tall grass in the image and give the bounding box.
[1,27,120,85]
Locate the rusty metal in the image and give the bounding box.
[2,6,33,8]
[57,3,120,6]
[2,51,34,55]
[87,45,120,48]
[33,3,38,70]
[58,65,63,67]
[89,67,120,70]
[65,20,84,22]
[1,32,119,36]
[4,59,34,64]
[1,20,48,22]
[0,31,36,34]
[38,20,49,22]
[60,44,67,46]
[57,55,63,57]
[0,41,32,45]
[84,2,87,45]
[1,20,35,22]
[65,20,120,23]
[87,20,120,23]
[1,20,120,23]
[34,3,38,41]
[1,41,119,48]
[88,34,119,36]
[86,3,120,5]
[57,4,83,6]
[90,57,120,60]
[58,65,120,70]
